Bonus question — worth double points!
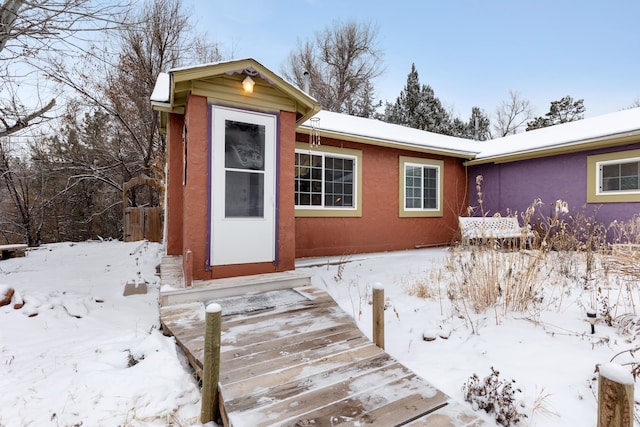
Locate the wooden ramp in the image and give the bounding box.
[160,286,488,427]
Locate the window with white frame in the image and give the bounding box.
[295,150,356,209]
[587,150,640,203]
[598,158,640,194]
[399,156,443,217]
[405,163,439,210]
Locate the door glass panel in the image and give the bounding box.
[225,120,265,170]
[225,171,264,217]
[224,120,265,218]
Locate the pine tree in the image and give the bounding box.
[449,107,490,140]
[384,63,452,134]
[526,95,585,131]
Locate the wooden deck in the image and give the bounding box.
[160,285,488,426]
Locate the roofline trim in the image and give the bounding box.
[465,130,640,165]
[297,125,479,159]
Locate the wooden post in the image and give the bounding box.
[372,283,385,350]
[184,249,193,287]
[597,363,634,427]
[201,303,222,424]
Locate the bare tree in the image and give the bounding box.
[0,0,130,137]
[49,0,221,179]
[0,140,50,245]
[0,0,132,244]
[282,20,384,117]
[493,90,534,137]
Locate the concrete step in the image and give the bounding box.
[160,270,312,306]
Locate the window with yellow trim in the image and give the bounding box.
[587,150,640,203]
[295,150,356,209]
[399,156,443,217]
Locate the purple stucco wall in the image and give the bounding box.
[468,142,640,230]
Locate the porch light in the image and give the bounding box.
[242,76,255,93]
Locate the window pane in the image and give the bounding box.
[620,161,639,177]
[602,177,620,191]
[423,167,438,209]
[602,164,619,178]
[405,165,422,209]
[225,171,263,217]
[225,121,265,170]
[601,161,640,192]
[295,153,323,206]
[295,151,356,209]
[621,177,638,190]
[325,156,354,207]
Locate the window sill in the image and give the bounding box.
[295,207,361,218]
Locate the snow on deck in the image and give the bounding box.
[160,285,487,426]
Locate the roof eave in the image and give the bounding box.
[298,126,478,159]
[169,58,318,122]
[465,130,640,166]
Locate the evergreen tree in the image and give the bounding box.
[384,63,452,134]
[468,107,491,141]
[526,95,585,131]
[350,80,382,118]
[449,107,490,140]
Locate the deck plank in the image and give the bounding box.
[159,286,488,427]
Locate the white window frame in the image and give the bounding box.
[399,156,444,218]
[587,149,640,203]
[294,145,362,217]
[596,157,640,196]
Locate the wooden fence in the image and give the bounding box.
[123,175,163,242]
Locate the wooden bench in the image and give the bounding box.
[459,216,533,247]
[0,244,28,259]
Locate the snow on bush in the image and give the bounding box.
[462,367,527,426]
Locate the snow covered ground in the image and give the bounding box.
[299,247,640,427]
[0,241,203,427]
[1,241,639,426]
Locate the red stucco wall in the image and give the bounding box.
[294,136,469,258]
[276,111,297,272]
[182,95,209,278]
[174,95,297,280]
[165,113,184,256]
[168,94,467,279]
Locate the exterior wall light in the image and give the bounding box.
[242,76,255,93]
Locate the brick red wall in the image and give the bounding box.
[165,113,184,255]
[174,95,298,279]
[295,136,468,258]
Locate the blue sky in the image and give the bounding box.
[186,0,639,120]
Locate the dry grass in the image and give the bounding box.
[444,178,635,328]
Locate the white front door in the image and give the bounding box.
[210,106,276,266]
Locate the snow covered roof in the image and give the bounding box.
[470,107,640,164]
[150,58,320,125]
[150,72,170,104]
[299,110,480,159]
[150,58,640,162]
[299,107,640,162]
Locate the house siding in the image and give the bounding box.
[468,142,640,229]
[176,95,298,280]
[165,113,185,256]
[295,135,469,258]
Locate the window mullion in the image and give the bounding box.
[320,154,326,208]
[420,166,425,210]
